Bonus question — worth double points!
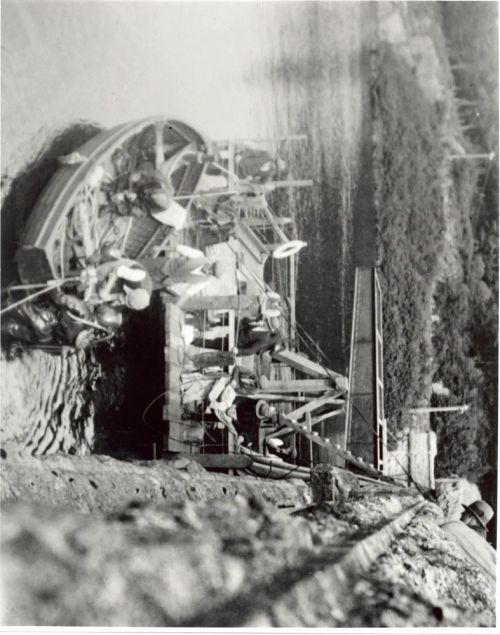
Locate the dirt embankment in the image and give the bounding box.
[0,346,125,455]
[2,484,494,627]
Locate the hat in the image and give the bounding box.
[462,500,494,529]
[152,200,187,230]
[125,288,150,311]
[117,264,146,283]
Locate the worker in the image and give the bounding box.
[191,316,284,356]
[140,245,220,298]
[459,500,494,539]
[441,500,496,584]
[182,365,260,405]
[95,258,153,311]
[265,437,297,461]
[182,366,262,448]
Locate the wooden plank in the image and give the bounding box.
[182,295,257,311]
[175,453,253,469]
[266,408,345,440]
[272,350,349,390]
[285,390,344,421]
[249,392,312,403]
[289,253,296,343]
[259,378,333,393]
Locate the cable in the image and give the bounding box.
[0,280,64,315]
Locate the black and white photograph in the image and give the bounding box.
[0,0,498,629]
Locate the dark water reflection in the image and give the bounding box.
[251,2,375,373]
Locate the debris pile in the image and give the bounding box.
[1,485,494,627]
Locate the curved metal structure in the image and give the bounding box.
[16,117,210,283]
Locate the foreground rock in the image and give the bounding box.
[1,489,495,627]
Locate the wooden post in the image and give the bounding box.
[306,412,313,467]
[289,253,296,344]
[311,408,345,426]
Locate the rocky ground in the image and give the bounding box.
[1,452,496,627]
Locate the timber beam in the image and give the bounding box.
[181,295,258,312]
[272,350,349,391]
[259,378,334,393]
[278,417,404,486]
[265,408,345,440]
[285,390,345,421]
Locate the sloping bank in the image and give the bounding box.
[1,454,495,627]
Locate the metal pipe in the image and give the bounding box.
[0,281,65,315]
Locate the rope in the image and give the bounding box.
[66,311,110,333]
